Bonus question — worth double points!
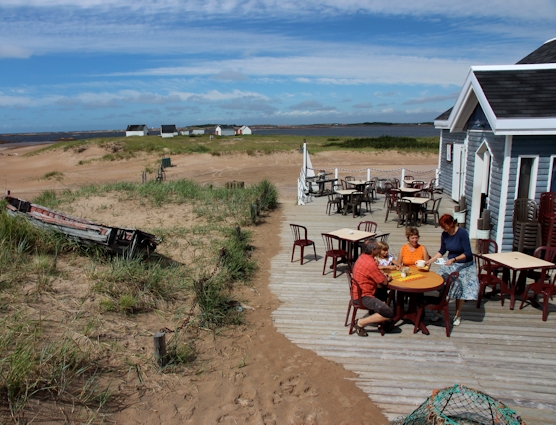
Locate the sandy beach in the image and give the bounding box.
[0,142,438,424]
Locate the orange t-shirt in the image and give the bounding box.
[400,244,426,266]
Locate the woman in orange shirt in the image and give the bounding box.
[398,227,430,266]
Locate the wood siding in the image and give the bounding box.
[438,130,466,199]
[502,135,556,251]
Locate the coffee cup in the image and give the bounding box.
[415,260,426,268]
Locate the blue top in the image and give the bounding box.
[439,227,473,263]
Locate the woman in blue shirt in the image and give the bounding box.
[426,214,479,326]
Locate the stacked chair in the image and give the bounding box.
[539,192,556,247]
[512,198,541,252]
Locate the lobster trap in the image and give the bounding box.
[390,384,524,425]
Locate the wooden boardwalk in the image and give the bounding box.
[269,193,556,424]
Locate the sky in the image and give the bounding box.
[0,1,555,133]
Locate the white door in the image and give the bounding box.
[451,144,465,201]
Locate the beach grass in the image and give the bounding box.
[0,178,275,421]
[27,133,439,159]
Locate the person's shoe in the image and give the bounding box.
[430,311,442,322]
[452,316,461,326]
[354,319,368,337]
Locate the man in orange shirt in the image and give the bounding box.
[351,238,394,336]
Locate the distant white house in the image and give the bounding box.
[215,125,235,136]
[190,128,205,135]
[125,124,148,137]
[161,125,178,138]
[236,125,252,135]
[179,129,190,136]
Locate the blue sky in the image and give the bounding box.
[0,1,555,133]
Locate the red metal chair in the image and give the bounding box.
[474,254,510,308]
[519,246,556,321]
[414,271,459,337]
[345,272,385,336]
[321,233,347,278]
[357,221,378,233]
[290,224,317,265]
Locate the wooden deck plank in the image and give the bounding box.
[269,193,556,424]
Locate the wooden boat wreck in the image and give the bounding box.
[4,196,159,256]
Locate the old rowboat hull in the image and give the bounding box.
[4,196,158,256]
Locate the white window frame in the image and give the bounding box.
[547,155,556,192]
[515,155,539,200]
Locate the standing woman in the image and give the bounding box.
[397,227,430,266]
[426,214,479,326]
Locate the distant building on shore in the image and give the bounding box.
[215,125,236,136]
[236,125,252,135]
[161,125,178,138]
[125,124,148,137]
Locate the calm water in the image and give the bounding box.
[0,125,438,149]
[252,125,439,138]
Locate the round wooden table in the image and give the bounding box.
[388,267,444,335]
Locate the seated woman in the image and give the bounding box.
[397,227,430,266]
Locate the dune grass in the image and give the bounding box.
[27,133,439,159]
[0,178,276,420]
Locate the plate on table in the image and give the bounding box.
[434,258,446,265]
[418,266,430,272]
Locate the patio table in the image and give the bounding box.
[346,180,368,192]
[310,177,337,197]
[327,227,375,263]
[481,252,556,310]
[399,187,422,197]
[334,189,360,215]
[389,267,444,335]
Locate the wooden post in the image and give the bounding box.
[154,331,167,367]
[251,204,257,223]
[235,226,241,239]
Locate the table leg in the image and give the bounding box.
[510,270,518,310]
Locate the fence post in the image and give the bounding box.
[153,331,168,367]
[367,168,371,181]
[334,168,339,189]
[401,168,406,186]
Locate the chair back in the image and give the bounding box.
[376,233,390,243]
[383,182,393,195]
[474,254,502,284]
[513,198,538,225]
[321,233,340,252]
[439,271,459,303]
[426,197,441,212]
[340,179,348,190]
[477,238,498,254]
[392,178,400,189]
[345,176,355,182]
[290,224,307,242]
[358,221,378,233]
[386,192,400,211]
[405,175,414,181]
[350,276,364,302]
[534,246,556,263]
[398,199,412,215]
[412,181,425,189]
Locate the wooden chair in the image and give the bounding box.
[345,176,356,182]
[357,221,378,233]
[414,271,459,337]
[326,193,342,215]
[290,224,317,265]
[474,254,510,309]
[322,233,348,278]
[392,178,400,189]
[519,246,556,321]
[422,197,442,227]
[367,180,377,201]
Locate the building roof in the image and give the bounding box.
[126,124,147,131]
[161,124,177,133]
[434,38,556,135]
[517,37,556,64]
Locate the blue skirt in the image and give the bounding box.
[437,261,479,300]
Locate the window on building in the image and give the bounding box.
[517,157,534,199]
